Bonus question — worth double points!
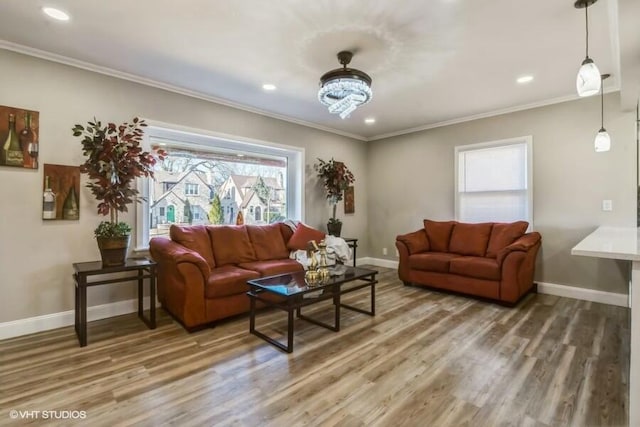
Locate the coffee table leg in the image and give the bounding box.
[371,279,376,315]
[287,308,294,353]
[334,292,341,331]
[249,295,256,333]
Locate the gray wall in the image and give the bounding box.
[0,50,367,322]
[368,93,636,294]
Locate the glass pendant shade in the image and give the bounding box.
[594,128,611,152]
[576,58,601,97]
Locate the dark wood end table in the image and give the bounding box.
[73,257,157,347]
[343,238,358,267]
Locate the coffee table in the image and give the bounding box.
[247,265,378,353]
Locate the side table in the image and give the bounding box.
[73,258,157,347]
[343,238,358,267]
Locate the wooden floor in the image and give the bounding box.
[0,267,630,427]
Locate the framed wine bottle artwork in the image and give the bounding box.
[0,105,39,169]
[42,164,80,221]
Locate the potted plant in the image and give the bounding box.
[314,158,355,237]
[72,117,165,266]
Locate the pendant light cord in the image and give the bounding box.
[601,78,604,127]
[585,5,589,58]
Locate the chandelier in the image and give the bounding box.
[318,51,372,119]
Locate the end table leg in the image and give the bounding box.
[137,269,143,317]
[371,282,376,316]
[79,279,87,347]
[150,267,156,329]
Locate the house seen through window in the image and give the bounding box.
[138,125,303,246]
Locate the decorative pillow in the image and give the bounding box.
[449,222,493,257]
[246,223,290,261]
[486,221,529,258]
[287,223,326,251]
[423,220,457,253]
[207,225,257,266]
[170,225,215,268]
[397,229,430,254]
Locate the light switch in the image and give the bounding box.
[602,200,613,211]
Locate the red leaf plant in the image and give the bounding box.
[72,117,165,237]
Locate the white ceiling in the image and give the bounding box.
[0,0,637,140]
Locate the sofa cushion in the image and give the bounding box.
[238,259,304,277]
[246,224,290,261]
[170,225,216,268]
[449,257,500,281]
[397,229,430,254]
[205,265,260,298]
[486,221,529,258]
[207,225,257,266]
[287,223,326,251]
[449,222,493,257]
[408,252,461,273]
[423,220,456,252]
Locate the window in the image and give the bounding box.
[138,123,304,248]
[163,182,175,192]
[185,183,199,195]
[159,207,165,216]
[455,136,532,226]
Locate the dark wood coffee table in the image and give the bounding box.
[247,265,378,353]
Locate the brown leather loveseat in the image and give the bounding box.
[396,220,541,304]
[150,223,304,329]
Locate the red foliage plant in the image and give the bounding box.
[72,117,165,231]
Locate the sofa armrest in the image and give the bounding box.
[149,237,211,279]
[396,229,430,254]
[149,237,211,328]
[496,232,541,265]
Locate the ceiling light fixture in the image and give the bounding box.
[42,7,70,21]
[364,118,376,124]
[594,73,611,152]
[516,75,534,84]
[262,83,277,91]
[318,51,372,119]
[575,0,601,97]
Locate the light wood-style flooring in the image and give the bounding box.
[0,267,630,426]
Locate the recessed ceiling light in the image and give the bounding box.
[237,154,245,157]
[42,7,70,21]
[262,84,277,91]
[517,75,534,84]
[364,118,376,124]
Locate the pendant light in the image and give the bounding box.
[575,0,601,97]
[594,73,611,152]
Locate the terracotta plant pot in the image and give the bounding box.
[96,235,131,267]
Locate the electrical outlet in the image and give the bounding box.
[602,199,613,211]
[382,247,388,256]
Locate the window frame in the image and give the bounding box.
[454,135,533,228]
[135,121,305,250]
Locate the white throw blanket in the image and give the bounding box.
[283,220,351,268]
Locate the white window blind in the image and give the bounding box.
[455,137,532,225]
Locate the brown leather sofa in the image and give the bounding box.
[396,220,541,304]
[149,223,303,329]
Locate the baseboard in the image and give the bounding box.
[536,282,629,307]
[357,257,399,269]
[0,297,155,340]
[355,258,628,308]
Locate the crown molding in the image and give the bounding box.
[0,40,624,144]
[367,86,621,141]
[0,40,367,142]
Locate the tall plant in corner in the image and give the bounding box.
[72,117,165,266]
[314,158,354,237]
